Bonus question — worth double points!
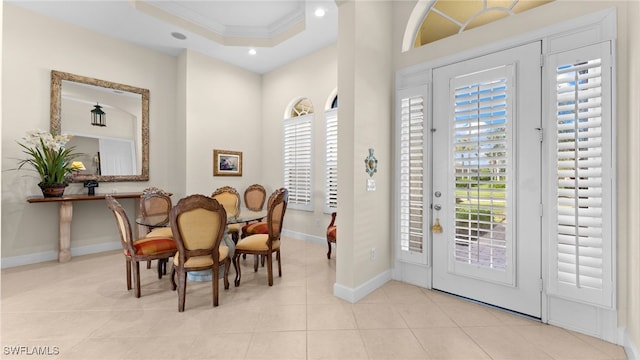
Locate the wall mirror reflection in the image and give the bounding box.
[50,70,149,182]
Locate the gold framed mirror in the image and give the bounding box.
[50,70,149,182]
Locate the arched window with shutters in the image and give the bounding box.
[283,97,314,211]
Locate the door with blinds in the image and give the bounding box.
[431,42,542,317]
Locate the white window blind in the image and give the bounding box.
[324,109,338,213]
[283,114,313,211]
[397,87,428,265]
[547,42,613,308]
[452,75,510,272]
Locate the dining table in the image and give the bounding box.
[135,207,267,281]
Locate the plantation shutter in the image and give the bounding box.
[546,42,613,308]
[283,114,313,211]
[397,87,428,265]
[325,109,338,213]
[450,68,513,283]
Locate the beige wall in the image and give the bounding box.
[1,4,179,259]
[336,0,393,289]
[180,50,263,197]
[261,44,338,239]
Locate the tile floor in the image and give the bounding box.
[1,237,628,359]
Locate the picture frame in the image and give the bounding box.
[213,149,242,176]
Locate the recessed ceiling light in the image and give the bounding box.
[314,8,326,18]
[171,32,187,40]
[248,48,257,56]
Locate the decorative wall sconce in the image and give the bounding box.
[91,103,106,127]
[365,148,378,177]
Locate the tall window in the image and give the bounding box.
[546,42,613,308]
[453,74,510,271]
[324,95,338,213]
[396,87,428,265]
[283,98,314,211]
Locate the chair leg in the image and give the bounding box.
[126,259,132,291]
[233,253,242,287]
[157,259,164,279]
[232,255,239,283]
[253,254,259,272]
[223,258,230,290]
[277,250,282,277]
[212,265,219,307]
[327,240,332,259]
[177,270,187,312]
[133,261,141,298]
[170,267,177,291]
[266,253,274,286]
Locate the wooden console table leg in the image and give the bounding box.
[58,201,73,262]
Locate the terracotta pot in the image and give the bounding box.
[38,183,68,198]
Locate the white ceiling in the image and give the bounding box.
[8,0,338,74]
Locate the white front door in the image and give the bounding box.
[431,42,542,317]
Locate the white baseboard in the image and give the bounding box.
[282,228,392,303]
[622,327,640,360]
[333,269,392,303]
[1,229,314,269]
[1,241,121,269]
[282,228,325,245]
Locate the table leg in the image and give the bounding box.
[58,201,73,262]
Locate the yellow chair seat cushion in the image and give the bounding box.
[173,245,229,268]
[236,234,280,251]
[127,237,176,256]
[146,227,173,238]
[227,223,241,233]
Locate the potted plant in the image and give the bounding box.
[16,129,81,197]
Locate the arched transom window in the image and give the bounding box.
[290,98,314,118]
[413,0,552,48]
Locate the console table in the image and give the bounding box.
[27,192,143,263]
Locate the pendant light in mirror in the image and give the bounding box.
[91,103,106,127]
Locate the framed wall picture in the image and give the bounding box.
[213,149,243,176]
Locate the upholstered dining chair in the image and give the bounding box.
[139,187,173,270]
[240,184,267,264]
[139,187,173,238]
[326,212,337,259]
[243,184,267,211]
[211,186,241,243]
[241,189,279,270]
[233,188,288,287]
[105,194,177,298]
[169,194,231,312]
[241,184,267,238]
